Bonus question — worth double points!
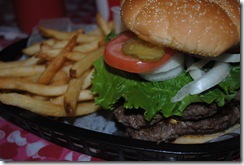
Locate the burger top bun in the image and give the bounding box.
[120,0,240,57]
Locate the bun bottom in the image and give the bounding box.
[172,124,240,144]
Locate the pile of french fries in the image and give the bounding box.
[0,13,113,117]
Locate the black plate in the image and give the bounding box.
[0,39,240,161]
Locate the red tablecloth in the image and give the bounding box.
[0,117,103,161]
[0,0,105,161]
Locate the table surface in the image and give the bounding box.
[0,0,105,161]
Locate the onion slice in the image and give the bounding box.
[143,52,185,74]
[171,62,231,102]
[186,57,206,80]
[186,59,209,72]
[140,65,184,81]
[209,53,240,63]
[139,52,185,81]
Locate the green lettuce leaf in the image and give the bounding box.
[105,31,119,42]
[91,57,240,121]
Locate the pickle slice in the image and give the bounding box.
[121,38,164,62]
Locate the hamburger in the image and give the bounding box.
[91,0,240,143]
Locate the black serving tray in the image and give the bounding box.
[0,38,240,161]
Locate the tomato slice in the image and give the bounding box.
[104,31,175,73]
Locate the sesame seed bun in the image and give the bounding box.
[120,0,240,57]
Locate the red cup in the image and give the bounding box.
[13,0,65,34]
[96,0,120,21]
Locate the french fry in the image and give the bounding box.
[63,51,87,61]
[0,93,99,117]
[0,17,109,117]
[86,27,103,36]
[96,13,111,36]
[38,33,79,84]
[75,102,100,116]
[38,26,84,40]
[22,39,55,56]
[35,52,56,61]
[0,56,41,69]
[50,70,69,85]
[0,60,27,69]
[39,42,53,50]
[51,89,94,105]
[22,56,42,66]
[0,78,67,96]
[36,44,61,60]
[22,42,40,56]
[82,68,94,89]
[0,65,45,77]
[70,46,104,78]
[21,74,41,82]
[52,40,69,48]
[61,64,72,75]
[40,28,103,44]
[64,70,90,113]
[50,95,64,105]
[0,93,65,116]
[77,90,94,101]
[37,41,81,61]
[30,94,49,101]
[108,21,115,30]
[77,34,102,43]
[73,38,101,53]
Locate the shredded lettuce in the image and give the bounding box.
[91,57,240,121]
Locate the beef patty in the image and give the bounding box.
[114,92,240,142]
